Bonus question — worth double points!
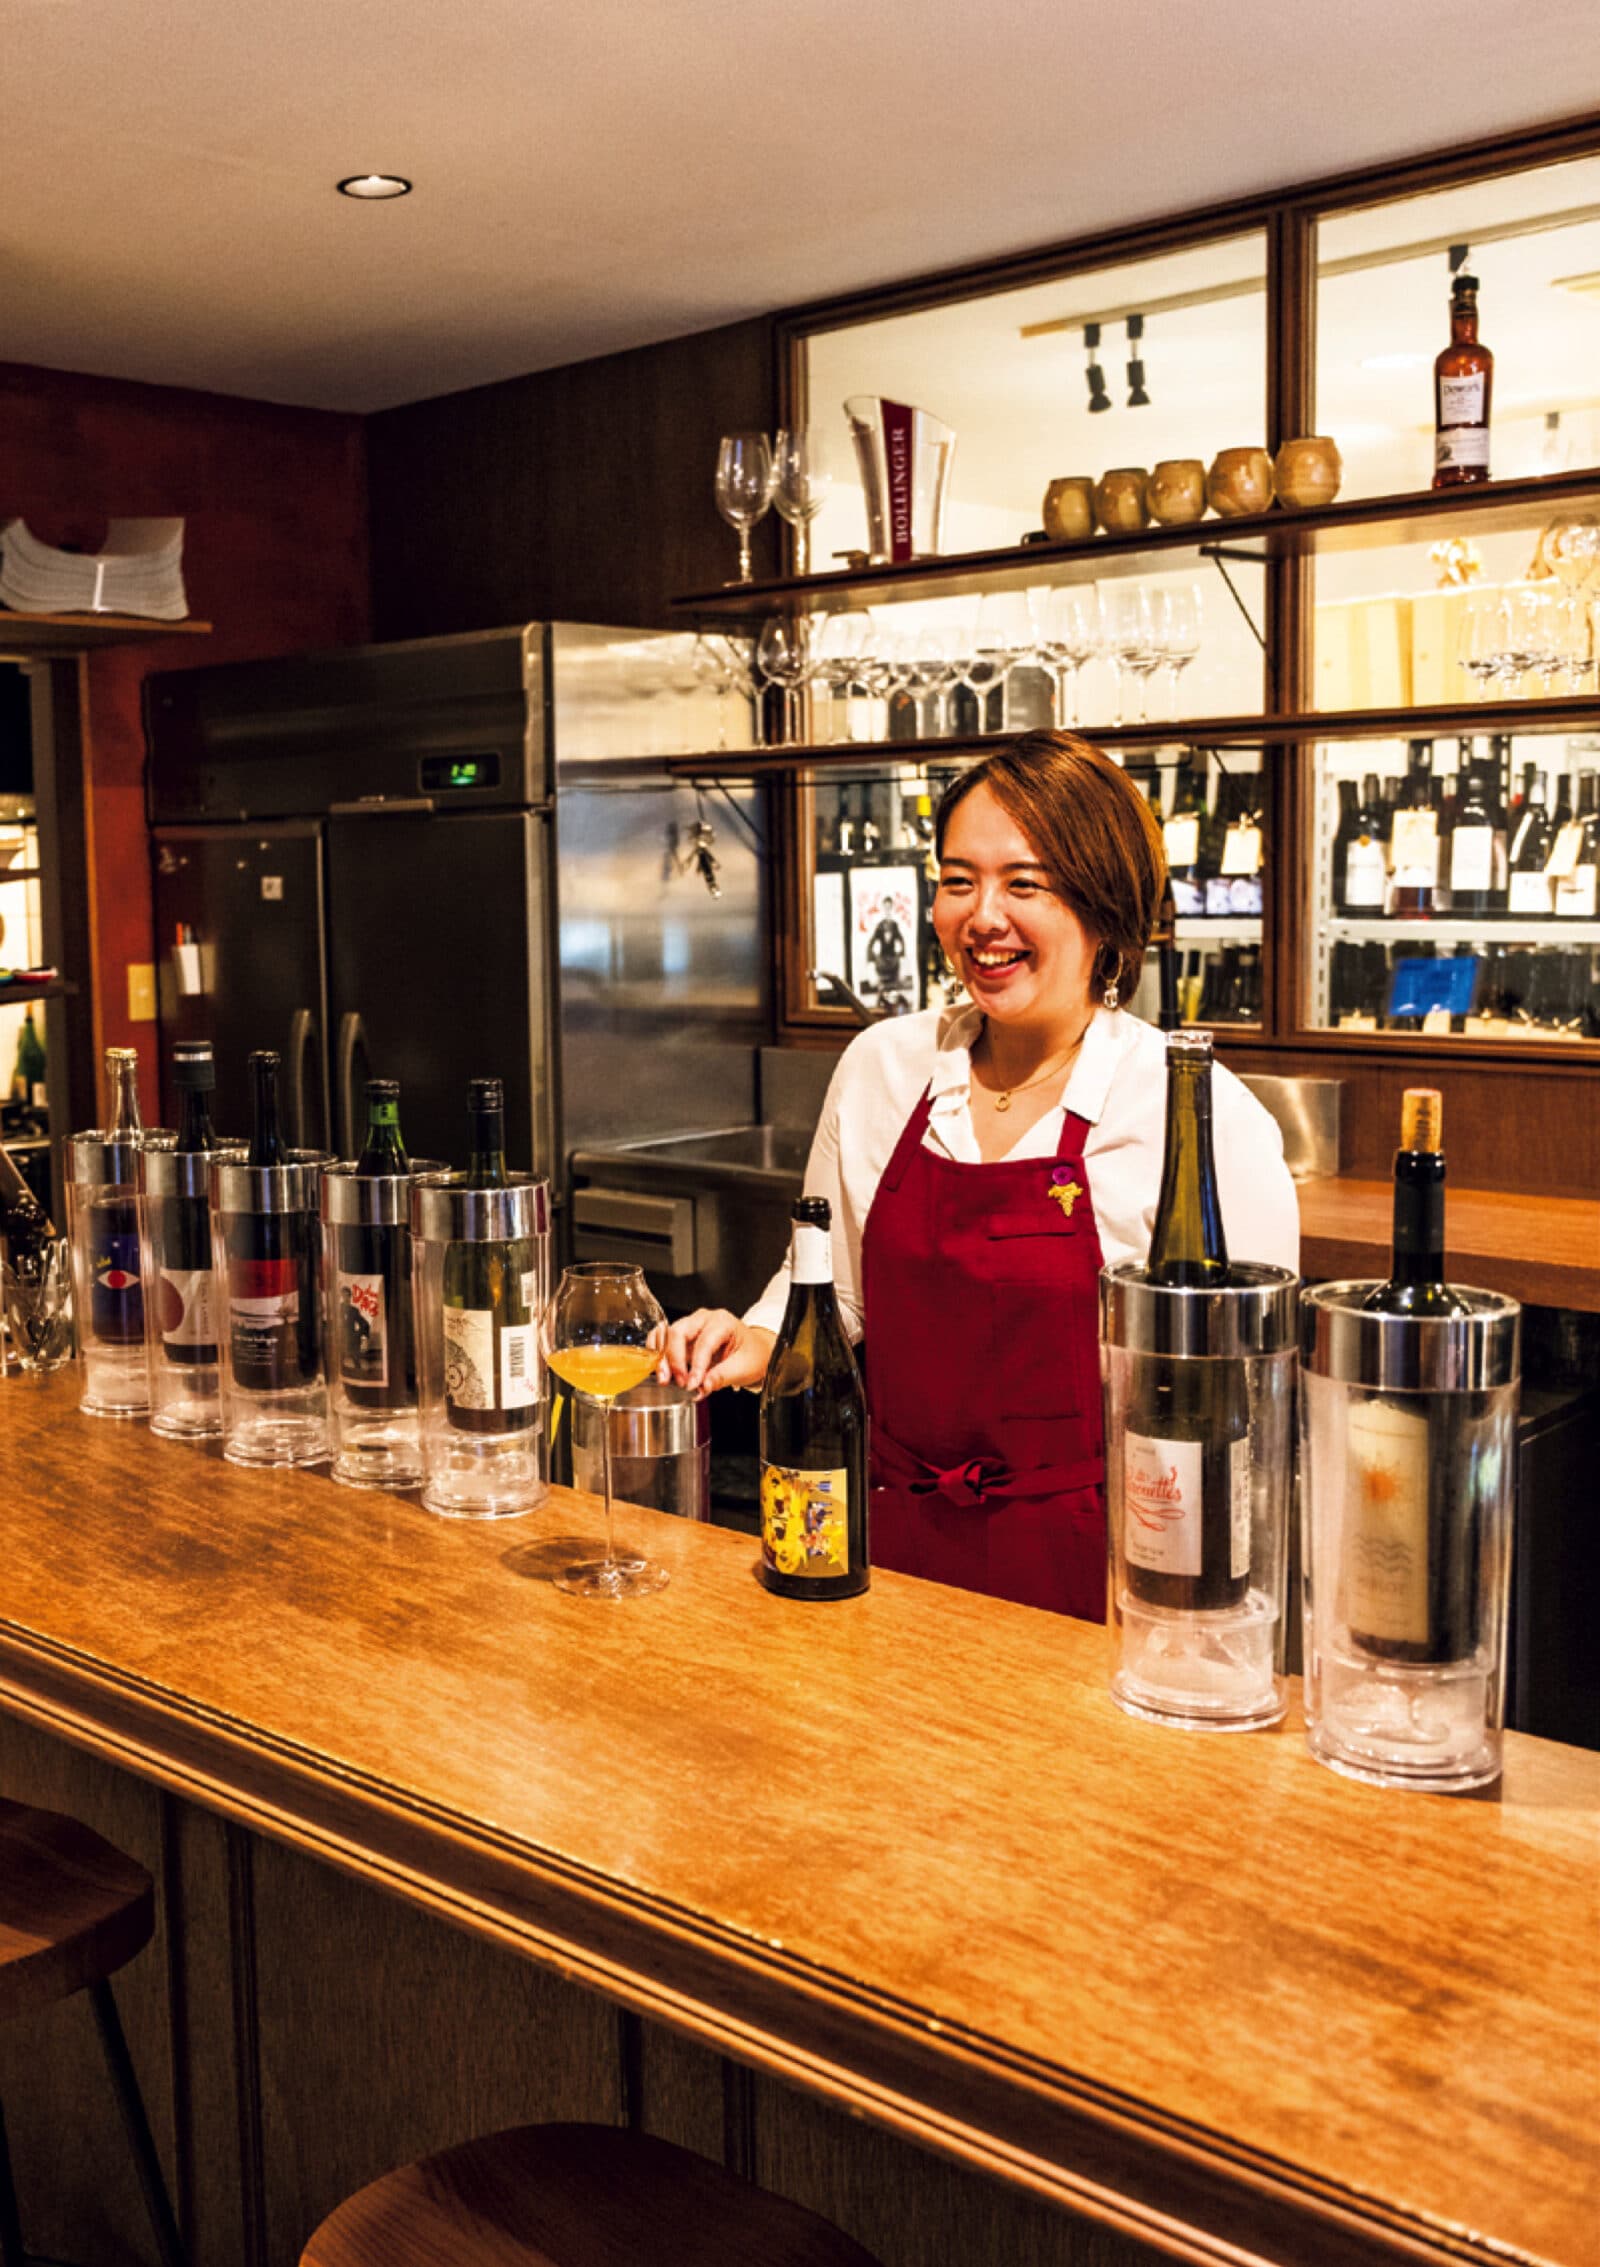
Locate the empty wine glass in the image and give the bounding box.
[1154,584,1202,720]
[1028,585,1101,727]
[714,433,775,585]
[1104,585,1161,725]
[542,1263,669,1600]
[811,613,866,743]
[908,625,959,737]
[2,1235,74,1374]
[772,429,832,578]
[1459,591,1507,699]
[756,614,810,743]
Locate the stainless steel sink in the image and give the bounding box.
[631,1124,810,1178]
[568,1124,810,1311]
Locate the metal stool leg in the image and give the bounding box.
[87,1983,186,2267]
[0,2100,27,2267]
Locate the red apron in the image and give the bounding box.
[860,1087,1107,1621]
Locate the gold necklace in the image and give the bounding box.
[982,1027,1089,1113]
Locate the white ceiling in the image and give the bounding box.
[3,0,1598,414]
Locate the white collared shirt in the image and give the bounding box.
[745,1004,1301,1343]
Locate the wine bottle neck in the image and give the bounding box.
[1147,1058,1229,1286]
[1388,1150,1447,1285]
[107,1059,142,1135]
[466,1107,508,1186]
[177,1087,217,1153]
[358,1103,409,1173]
[250,1065,285,1166]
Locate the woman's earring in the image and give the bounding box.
[1103,977,1120,1013]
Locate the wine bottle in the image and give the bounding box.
[1341,773,1388,915]
[155,1039,219,1367]
[228,1049,316,1392]
[1507,771,1555,916]
[1447,759,1499,919]
[1122,1030,1250,1613]
[11,1005,46,1113]
[1163,753,1207,919]
[336,1079,414,1409]
[0,1134,55,1278]
[1554,769,1598,918]
[1329,780,1359,915]
[1346,1091,1478,1664]
[1390,742,1439,917]
[442,1077,537,1434]
[89,1047,145,1346]
[1433,267,1492,489]
[758,1196,869,1599]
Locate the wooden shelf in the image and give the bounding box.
[0,611,211,660]
[672,466,1600,617]
[664,695,1600,777]
[0,978,75,1003]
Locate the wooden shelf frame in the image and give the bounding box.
[0,611,211,661]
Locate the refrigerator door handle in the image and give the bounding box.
[286,1008,318,1150]
[337,1010,369,1158]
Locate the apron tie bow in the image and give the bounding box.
[919,1456,1008,1510]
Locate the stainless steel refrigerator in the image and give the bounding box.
[144,623,765,1195]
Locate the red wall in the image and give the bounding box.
[0,360,369,1106]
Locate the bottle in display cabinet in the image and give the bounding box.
[228,1049,318,1392]
[1433,267,1491,489]
[1162,753,1208,918]
[336,1079,413,1410]
[1339,773,1389,916]
[1507,771,1555,916]
[442,1077,538,1434]
[1447,757,1505,919]
[11,1005,45,1112]
[1389,741,1440,917]
[91,1047,145,1347]
[1344,1092,1478,1663]
[1553,769,1598,918]
[157,1040,219,1366]
[758,1195,870,1600]
[1121,1030,1250,1613]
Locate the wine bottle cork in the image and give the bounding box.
[1400,1087,1443,1152]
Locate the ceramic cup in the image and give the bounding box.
[1207,447,1274,518]
[1273,435,1344,510]
[1042,476,1096,542]
[1093,468,1151,534]
[1146,459,1207,526]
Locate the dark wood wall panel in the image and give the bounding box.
[1218,1041,1600,1199]
[366,317,779,638]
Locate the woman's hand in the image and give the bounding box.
[661,1310,776,1398]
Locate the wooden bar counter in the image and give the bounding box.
[0,1371,1595,2267]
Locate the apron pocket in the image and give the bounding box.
[985,1211,1095,1421]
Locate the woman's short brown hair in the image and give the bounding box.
[934,731,1167,1000]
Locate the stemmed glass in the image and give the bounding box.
[715,433,776,585]
[812,613,867,742]
[756,614,811,743]
[1028,585,1101,727]
[1459,591,1508,699]
[908,625,958,737]
[1104,585,1161,724]
[1154,584,1202,720]
[2,1235,73,1373]
[542,1263,670,1600]
[772,429,832,578]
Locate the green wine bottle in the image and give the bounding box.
[758,1196,869,1600]
[442,1078,537,1434]
[1123,1029,1251,1612]
[1345,1090,1478,1663]
[337,1080,413,1408]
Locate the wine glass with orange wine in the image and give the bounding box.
[542,1262,670,1599]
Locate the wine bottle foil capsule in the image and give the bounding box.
[1099,1259,1300,1358]
[1299,1280,1520,1393]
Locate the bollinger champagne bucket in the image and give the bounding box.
[844,396,955,564]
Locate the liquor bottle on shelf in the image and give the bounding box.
[1487,734,1512,904]
[1507,772,1555,917]
[0,1133,55,1277]
[1390,741,1440,917]
[227,1049,317,1393]
[1340,773,1389,917]
[90,1047,145,1347]
[1121,1030,1250,1613]
[1329,780,1359,912]
[1433,267,1492,489]
[1554,769,1598,919]
[157,1040,219,1367]
[336,1079,414,1410]
[442,1077,538,1435]
[10,1005,46,1113]
[758,1195,869,1600]
[1345,1091,1478,1664]
[1447,758,1503,920]
[1163,752,1208,919]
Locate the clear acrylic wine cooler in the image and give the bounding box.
[1299,1283,1519,1793]
[66,1127,168,1419]
[1101,1262,1299,1731]
[209,1152,333,1468]
[138,1135,243,1439]
[320,1161,445,1491]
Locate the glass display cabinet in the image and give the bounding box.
[668,127,1600,1096]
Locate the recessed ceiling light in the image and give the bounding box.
[337,174,412,200]
[1360,352,1427,372]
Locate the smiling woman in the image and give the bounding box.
[665,729,1299,1621]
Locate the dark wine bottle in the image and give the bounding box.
[1341,773,1388,916]
[90,1047,145,1346]
[1554,769,1598,918]
[1447,759,1500,919]
[1162,753,1207,919]
[1122,1030,1250,1612]
[336,1079,414,1408]
[1507,771,1554,917]
[1346,1091,1478,1663]
[442,1077,537,1434]
[155,1040,219,1366]
[228,1049,316,1392]
[758,1196,869,1599]
[1390,741,1439,917]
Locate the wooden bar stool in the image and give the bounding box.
[0,1798,186,2267]
[300,2120,884,2267]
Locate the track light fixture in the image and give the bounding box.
[1084,323,1112,414]
[1126,313,1150,407]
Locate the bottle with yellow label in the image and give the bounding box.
[758,1196,870,1600]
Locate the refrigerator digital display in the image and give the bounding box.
[420,754,500,793]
